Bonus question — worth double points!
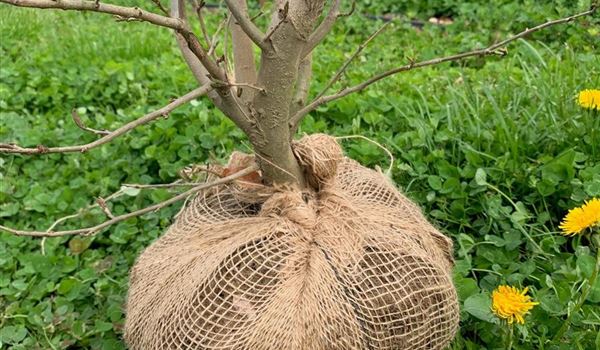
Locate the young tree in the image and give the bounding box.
[0,0,595,236]
[0,1,597,349]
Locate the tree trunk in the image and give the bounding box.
[245,1,325,187]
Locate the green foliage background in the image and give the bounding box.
[1,0,599,349]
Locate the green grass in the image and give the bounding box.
[1,1,599,349]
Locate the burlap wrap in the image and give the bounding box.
[124,134,459,350]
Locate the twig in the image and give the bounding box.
[123,182,198,188]
[71,109,110,136]
[338,0,355,17]
[174,33,220,99]
[313,21,389,101]
[290,54,313,115]
[96,197,114,218]
[250,10,263,22]
[0,0,185,31]
[41,188,126,253]
[229,0,258,93]
[222,82,265,93]
[151,0,169,16]
[302,0,341,57]
[207,15,228,57]
[169,0,254,136]
[553,235,600,342]
[179,164,224,179]
[169,0,223,106]
[0,165,259,237]
[41,209,90,254]
[224,0,268,50]
[290,6,597,126]
[169,0,235,104]
[0,85,213,154]
[263,1,288,43]
[193,0,212,46]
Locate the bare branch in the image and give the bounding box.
[175,33,219,87]
[0,85,213,155]
[20,187,129,241]
[0,165,259,237]
[96,197,115,219]
[169,0,228,112]
[1,0,228,96]
[170,0,223,106]
[123,182,199,189]
[2,0,234,118]
[225,82,265,94]
[290,6,598,127]
[170,0,224,81]
[302,0,340,57]
[224,0,268,50]
[338,0,355,17]
[230,0,258,94]
[71,109,110,136]
[263,1,288,43]
[0,0,185,31]
[169,0,255,138]
[313,21,389,101]
[179,164,224,179]
[192,0,211,46]
[208,15,228,57]
[151,0,169,16]
[290,54,313,116]
[169,6,253,135]
[14,0,253,142]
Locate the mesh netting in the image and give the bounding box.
[124,134,459,350]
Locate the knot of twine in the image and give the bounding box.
[260,191,317,229]
[259,134,343,227]
[292,134,344,189]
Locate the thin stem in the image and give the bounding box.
[0,165,258,237]
[193,0,212,46]
[224,0,268,50]
[122,182,201,189]
[229,0,258,94]
[290,5,597,126]
[486,183,548,256]
[0,85,213,154]
[313,21,389,101]
[507,323,514,350]
[552,234,600,342]
[71,109,110,136]
[0,0,185,30]
[151,0,169,16]
[302,0,341,57]
[290,54,313,115]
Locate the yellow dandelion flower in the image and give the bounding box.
[559,198,600,236]
[491,285,539,325]
[578,89,600,110]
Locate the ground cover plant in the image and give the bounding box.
[0,0,599,349]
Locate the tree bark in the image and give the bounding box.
[229,0,258,103]
[246,0,324,187]
[246,0,325,187]
[251,28,305,186]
